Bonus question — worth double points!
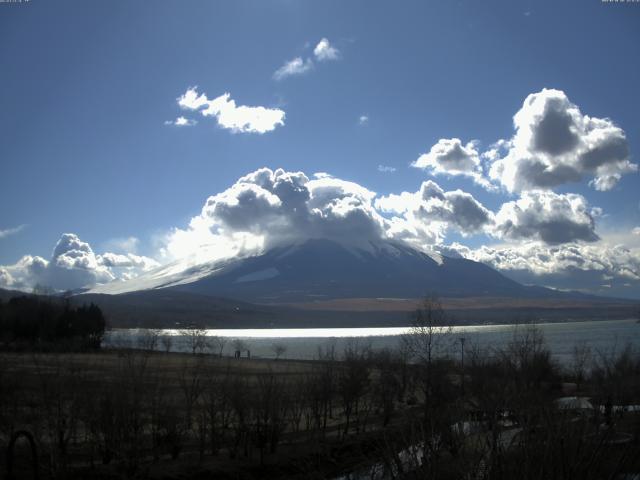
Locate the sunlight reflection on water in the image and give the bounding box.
[105,319,640,365]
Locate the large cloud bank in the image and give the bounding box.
[2,164,637,294]
[163,167,599,262]
[157,165,636,296]
[413,89,636,193]
[0,233,158,292]
[1,88,637,296]
[162,168,387,263]
[446,240,640,298]
[405,87,637,295]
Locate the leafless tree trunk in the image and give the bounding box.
[160,334,173,353]
[210,335,227,357]
[272,342,287,360]
[571,341,591,391]
[181,327,210,355]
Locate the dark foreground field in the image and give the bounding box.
[2,327,640,480]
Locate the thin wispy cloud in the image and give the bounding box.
[377,165,395,173]
[273,38,341,81]
[0,224,26,239]
[273,57,314,81]
[102,236,140,254]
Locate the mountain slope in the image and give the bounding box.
[162,238,532,302]
[90,238,620,306]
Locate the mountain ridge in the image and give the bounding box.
[4,239,636,328]
[89,238,608,303]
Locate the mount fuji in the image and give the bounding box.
[77,238,636,327]
[91,238,553,302]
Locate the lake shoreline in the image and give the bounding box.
[104,318,640,365]
[110,315,638,333]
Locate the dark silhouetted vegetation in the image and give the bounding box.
[0,295,105,350]
[0,296,639,479]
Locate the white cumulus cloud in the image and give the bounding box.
[3,158,635,297]
[412,138,495,189]
[162,168,388,262]
[177,87,285,134]
[164,116,197,127]
[413,138,481,175]
[313,38,340,61]
[488,88,636,192]
[0,233,158,292]
[376,180,494,248]
[446,239,640,297]
[493,190,598,244]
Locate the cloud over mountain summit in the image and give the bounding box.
[0,164,637,295]
[1,87,637,296]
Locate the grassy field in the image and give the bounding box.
[2,333,640,479]
[0,348,420,479]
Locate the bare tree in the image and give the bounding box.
[32,353,84,476]
[161,334,173,353]
[314,341,338,436]
[287,376,308,433]
[271,343,287,360]
[228,375,251,459]
[202,366,234,456]
[253,371,289,464]
[181,328,210,355]
[500,322,555,392]
[372,349,399,426]
[178,357,204,437]
[571,341,591,391]
[403,295,452,366]
[401,295,456,460]
[232,338,247,357]
[339,339,371,437]
[210,335,227,357]
[137,328,160,352]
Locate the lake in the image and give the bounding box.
[104,318,640,366]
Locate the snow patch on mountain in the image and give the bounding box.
[235,267,280,283]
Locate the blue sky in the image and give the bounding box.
[1,0,639,297]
